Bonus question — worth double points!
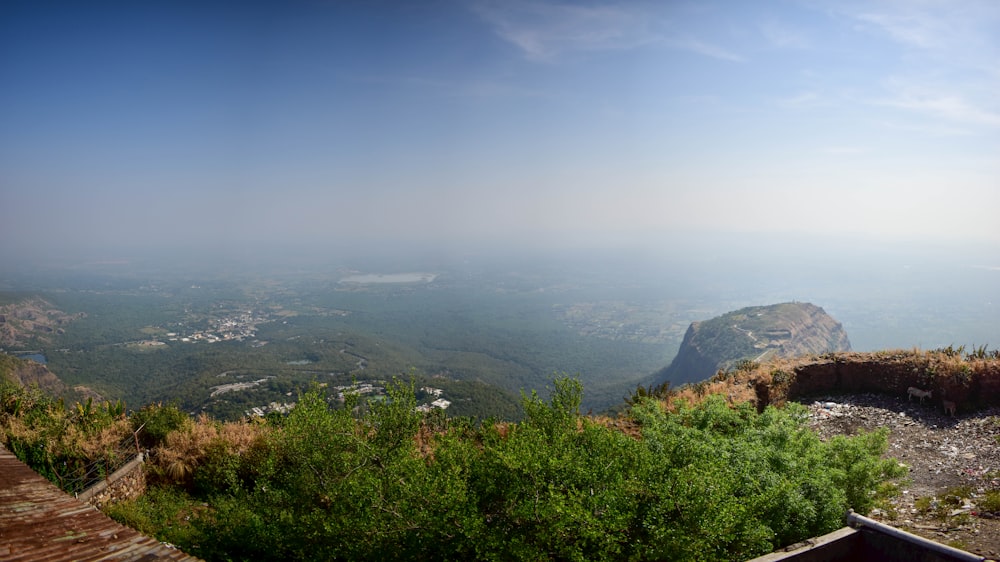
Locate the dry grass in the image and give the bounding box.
[152,414,269,486]
[590,414,642,439]
[654,350,1000,414]
[0,414,42,445]
[76,417,135,458]
[414,422,437,459]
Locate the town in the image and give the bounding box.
[237,381,452,419]
[166,310,269,344]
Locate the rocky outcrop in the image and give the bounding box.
[0,354,68,397]
[656,302,851,386]
[0,297,85,347]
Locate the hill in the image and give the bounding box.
[0,297,85,348]
[656,302,851,386]
[0,354,69,398]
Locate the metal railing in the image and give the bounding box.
[51,425,144,495]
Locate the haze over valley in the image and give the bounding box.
[1,237,996,418]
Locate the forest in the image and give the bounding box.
[7,266,682,419]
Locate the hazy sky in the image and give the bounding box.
[2,0,998,261]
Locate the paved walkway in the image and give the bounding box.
[0,444,200,561]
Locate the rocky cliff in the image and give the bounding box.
[0,354,69,398]
[656,302,851,386]
[0,297,85,347]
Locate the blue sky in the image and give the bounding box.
[1,0,998,261]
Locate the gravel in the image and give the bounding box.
[800,392,1000,559]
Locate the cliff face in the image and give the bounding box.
[0,354,68,398]
[657,302,851,386]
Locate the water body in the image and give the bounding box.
[12,352,46,364]
[340,272,437,284]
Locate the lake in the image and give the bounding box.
[340,272,437,284]
[12,352,47,364]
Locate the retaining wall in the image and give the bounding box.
[76,452,146,508]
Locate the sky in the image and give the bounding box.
[1,0,998,263]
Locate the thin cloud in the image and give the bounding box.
[855,11,945,49]
[759,20,809,49]
[473,1,745,64]
[876,77,1000,128]
[843,1,1000,64]
[833,2,1000,129]
[473,1,658,62]
[882,94,1000,128]
[669,36,745,62]
[877,119,974,137]
[778,91,822,107]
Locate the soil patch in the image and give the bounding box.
[801,392,1000,559]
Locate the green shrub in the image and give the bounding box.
[104,485,205,553]
[103,379,906,562]
[978,490,1000,514]
[131,403,189,448]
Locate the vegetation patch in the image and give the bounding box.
[0,375,906,562]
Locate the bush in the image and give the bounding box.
[104,485,205,553]
[979,490,1000,514]
[468,377,643,560]
[131,403,189,448]
[1,379,136,492]
[630,396,905,558]
[101,379,906,561]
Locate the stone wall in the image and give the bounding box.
[77,453,147,509]
[775,353,1000,412]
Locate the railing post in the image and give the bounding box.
[133,423,145,455]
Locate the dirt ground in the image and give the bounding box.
[801,392,1000,560]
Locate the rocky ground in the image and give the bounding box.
[0,297,84,347]
[801,392,1000,559]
